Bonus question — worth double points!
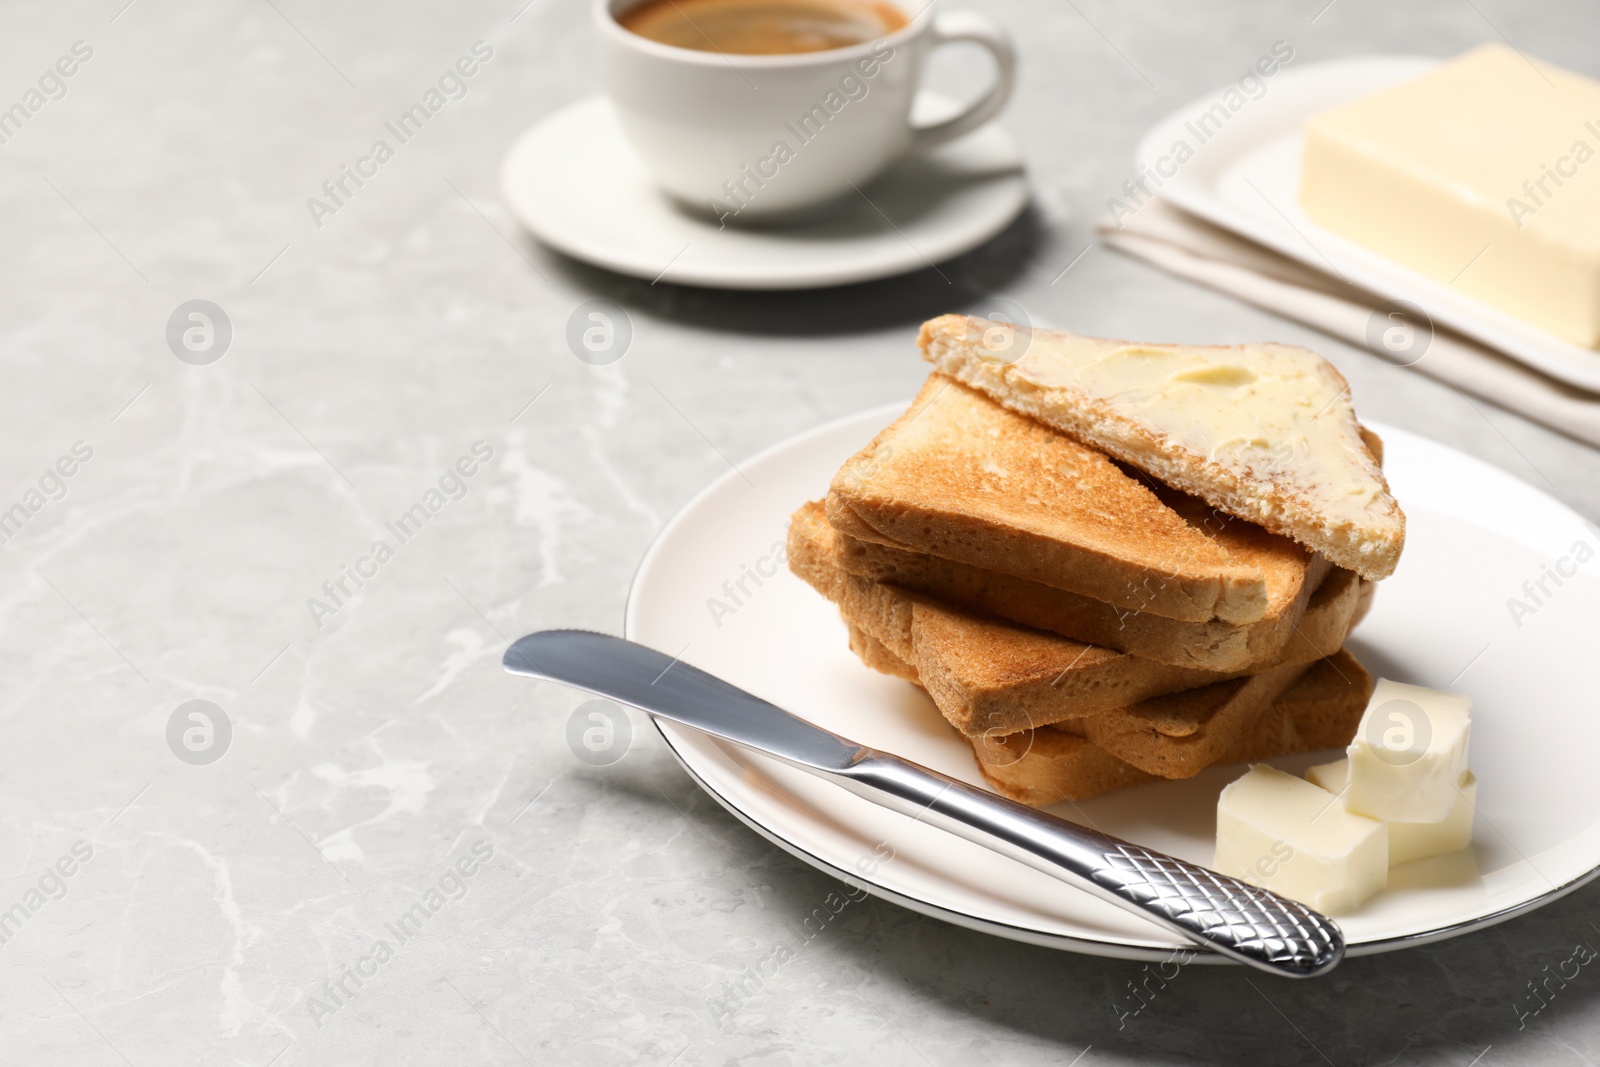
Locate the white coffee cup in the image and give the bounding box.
[596,0,1016,222]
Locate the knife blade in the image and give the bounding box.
[503,629,1344,977]
[506,628,861,774]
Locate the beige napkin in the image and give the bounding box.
[1097,199,1600,449]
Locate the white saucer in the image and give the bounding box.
[500,93,1029,290]
[1136,56,1600,393]
[625,405,1600,961]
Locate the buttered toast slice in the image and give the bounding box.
[918,316,1405,581]
[969,652,1372,807]
[788,500,1368,736]
[827,375,1271,624]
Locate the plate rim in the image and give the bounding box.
[624,401,1600,961]
[499,94,1031,290]
[1133,53,1600,393]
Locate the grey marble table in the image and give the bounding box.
[4,1,1600,1064]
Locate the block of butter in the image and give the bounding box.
[1214,764,1387,914]
[1300,44,1600,348]
[1308,758,1476,867]
[1344,678,1471,823]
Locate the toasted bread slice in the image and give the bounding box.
[1268,651,1378,749]
[973,651,1372,806]
[844,627,1369,799]
[983,653,1372,806]
[846,623,922,684]
[1067,648,1372,776]
[847,624,1161,800]
[1072,658,1315,777]
[789,501,1367,736]
[807,498,1328,672]
[827,375,1270,624]
[918,315,1406,581]
[969,724,1158,806]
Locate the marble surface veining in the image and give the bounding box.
[3,0,1600,1064]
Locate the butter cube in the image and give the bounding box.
[1301,45,1600,348]
[1213,764,1387,915]
[1345,679,1471,823]
[1308,758,1477,867]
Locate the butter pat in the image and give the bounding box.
[1301,45,1600,348]
[1308,758,1476,867]
[1213,764,1387,915]
[1344,679,1471,823]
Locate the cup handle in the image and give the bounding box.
[907,11,1017,153]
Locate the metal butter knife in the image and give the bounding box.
[503,630,1343,978]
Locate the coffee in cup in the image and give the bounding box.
[618,0,909,55]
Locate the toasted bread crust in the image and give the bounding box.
[826,375,1270,623]
[919,316,1406,581]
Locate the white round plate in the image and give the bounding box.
[1135,56,1600,394]
[500,94,1028,290]
[625,404,1600,961]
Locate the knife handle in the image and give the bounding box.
[833,752,1343,977]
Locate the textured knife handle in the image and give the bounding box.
[1085,840,1343,976]
[841,754,1343,977]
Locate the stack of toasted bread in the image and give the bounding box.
[790,315,1406,807]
